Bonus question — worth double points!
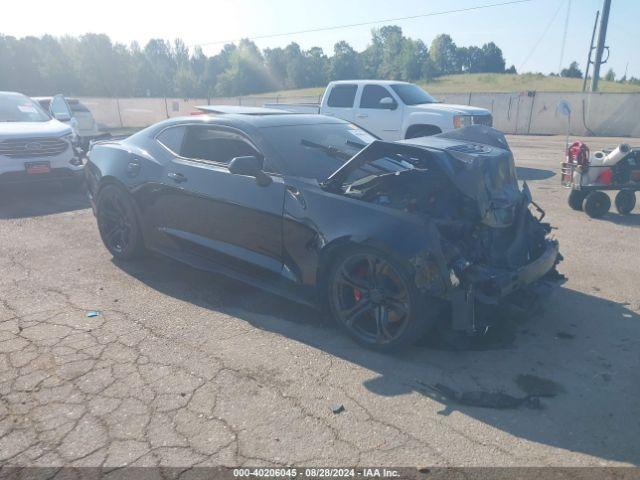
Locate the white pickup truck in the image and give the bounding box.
[265,80,493,141]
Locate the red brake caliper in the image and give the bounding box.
[352,264,368,302]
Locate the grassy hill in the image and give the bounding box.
[246,73,640,99]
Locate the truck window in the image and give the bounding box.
[360,85,396,109]
[327,85,358,108]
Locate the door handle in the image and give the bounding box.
[167,172,187,183]
[356,114,368,119]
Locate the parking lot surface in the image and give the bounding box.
[0,135,639,467]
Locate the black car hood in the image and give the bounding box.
[324,125,523,227]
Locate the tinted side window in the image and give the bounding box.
[157,126,186,154]
[360,85,395,109]
[327,85,357,108]
[180,127,260,165]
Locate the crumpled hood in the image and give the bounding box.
[325,125,522,228]
[411,103,490,116]
[0,119,72,140]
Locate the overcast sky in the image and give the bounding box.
[3,0,639,78]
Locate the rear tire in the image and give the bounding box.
[567,190,585,211]
[96,184,144,260]
[583,191,611,219]
[326,246,436,352]
[614,190,636,215]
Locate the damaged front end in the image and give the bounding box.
[325,125,564,334]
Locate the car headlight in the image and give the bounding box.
[453,115,473,129]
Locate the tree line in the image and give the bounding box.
[4,25,632,99]
[0,26,514,98]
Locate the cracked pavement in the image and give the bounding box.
[0,135,639,467]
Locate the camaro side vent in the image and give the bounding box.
[0,137,69,158]
[472,114,493,126]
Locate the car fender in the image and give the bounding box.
[282,178,446,291]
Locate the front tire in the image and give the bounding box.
[326,247,436,352]
[96,184,144,259]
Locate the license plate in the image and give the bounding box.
[25,162,51,175]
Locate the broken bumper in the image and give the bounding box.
[451,240,561,332]
[475,240,560,299]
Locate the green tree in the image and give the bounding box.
[561,61,583,79]
[304,47,328,87]
[328,41,360,80]
[604,68,616,82]
[430,34,459,75]
[215,39,274,96]
[480,42,505,73]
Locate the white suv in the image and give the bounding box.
[0,92,83,187]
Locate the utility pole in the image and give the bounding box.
[590,0,611,92]
[582,10,599,92]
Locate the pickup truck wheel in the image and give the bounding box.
[405,125,442,139]
[615,190,636,215]
[567,190,585,211]
[583,191,611,219]
[326,247,435,352]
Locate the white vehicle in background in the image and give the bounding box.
[33,95,101,150]
[266,80,493,140]
[0,92,84,187]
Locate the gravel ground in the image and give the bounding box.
[0,135,638,467]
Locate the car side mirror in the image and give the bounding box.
[379,97,397,110]
[228,156,272,186]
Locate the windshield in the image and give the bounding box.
[262,122,416,182]
[262,123,377,180]
[0,93,51,122]
[390,84,437,105]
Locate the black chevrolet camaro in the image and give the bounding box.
[86,109,562,351]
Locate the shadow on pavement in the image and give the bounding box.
[114,254,640,465]
[516,166,556,181]
[598,211,640,227]
[0,183,90,219]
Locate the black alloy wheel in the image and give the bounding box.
[328,249,432,351]
[96,185,144,259]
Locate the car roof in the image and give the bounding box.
[328,80,412,86]
[157,113,346,130]
[0,91,30,98]
[195,105,289,115]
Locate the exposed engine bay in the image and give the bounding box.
[331,126,563,333]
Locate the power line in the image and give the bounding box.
[558,0,572,73]
[519,0,566,72]
[193,0,535,48]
